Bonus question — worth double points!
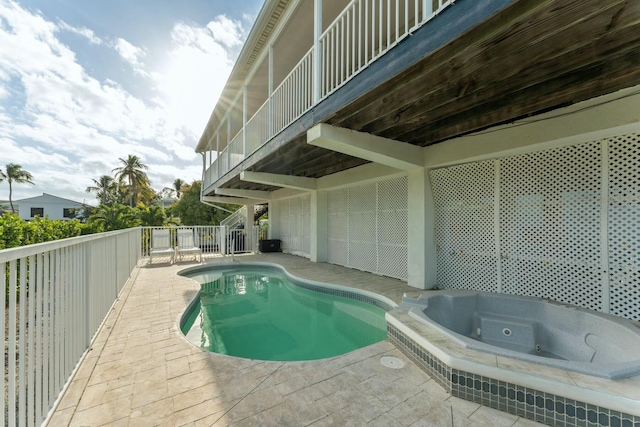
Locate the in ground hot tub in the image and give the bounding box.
[401,290,640,379]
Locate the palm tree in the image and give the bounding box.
[88,204,139,231]
[86,175,118,206]
[1,163,35,213]
[173,178,186,199]
[112,155,151,207]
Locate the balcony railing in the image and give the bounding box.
[1,228,140,426]
[204,0,454,188]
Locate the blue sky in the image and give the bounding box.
[0,0,263,204]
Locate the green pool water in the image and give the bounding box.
[181,268,387,361]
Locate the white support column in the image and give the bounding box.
[216,133,220,178]
[407,168,437,289]
[313,0,323,103]
[245,204,254,251]
[268,45,274,138]
[311,191,328,262]
[242,85,248,156]
[226,116,231,165]
[268,200,280,240]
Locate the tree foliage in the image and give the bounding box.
[86,175,119,206]
[1,163,35,213]
[112,155,153,207]
[0,213,85,249]
[172,182,238,225]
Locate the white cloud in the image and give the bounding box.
[113,37,148,76]
[207,15,244,49]
[0,1,249,202]
[151,17,246,139]
[58,21,102,45]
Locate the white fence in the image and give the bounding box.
[1,224,264,425]
[1,228,140,426]
[140,226,255,260]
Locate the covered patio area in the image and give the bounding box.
[47,254,540,426]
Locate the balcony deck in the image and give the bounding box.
[48,253,541,426]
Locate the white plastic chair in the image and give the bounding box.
[150,229,174,264]
[176,229,202,262]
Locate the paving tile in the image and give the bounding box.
[71,395,133,426]
[225,387,285,422]
[467,405,519,427]
[49,255,546,426]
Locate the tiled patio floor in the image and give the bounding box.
[48,253,544,426]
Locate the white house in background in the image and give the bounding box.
[14,193,85,221]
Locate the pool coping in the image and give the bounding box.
[387,308,640,426]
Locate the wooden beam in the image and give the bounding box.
[214,188,271,200]
[307,124,424,170]
[240,171,318,190]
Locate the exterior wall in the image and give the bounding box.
[16,195,84,221]
[430,130,640,321]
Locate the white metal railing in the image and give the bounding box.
[228,130,244,171]
[245,99,270,155]
[227,228,250,255]
[272,48,314,136]
[220,206,247,229]
[320,0,451,97]
[140,226,225,260]
[203,0,454,189]
[1,228,140,426]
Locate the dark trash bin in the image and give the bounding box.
[259,239,281,252]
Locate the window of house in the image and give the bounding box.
[31,207,44,218]
[63,208,75,218]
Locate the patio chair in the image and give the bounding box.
[150,229,174,264]
[176,229,202,262]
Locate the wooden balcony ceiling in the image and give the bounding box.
[222,0,640,192]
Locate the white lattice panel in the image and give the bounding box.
[431,161,497,292]
[607,133,640,320]
[500,142,603,311]
[348,183,377,272]
[302,195,311,256]
[326,177,408,280]
[431,132,640,320]
[278,199,290,251]
[327,189,348,266]
[277,196,310,258]
[377,177,408,279]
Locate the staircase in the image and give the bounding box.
[220,205,268,229]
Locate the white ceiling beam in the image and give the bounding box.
[307,123,424,170]
[214,188,271,200]
[240,171,317,190]
[202,196,264,206]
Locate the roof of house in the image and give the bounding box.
[14,193,85,206]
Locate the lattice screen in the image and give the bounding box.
[377,177,408,279]
[431,132,640,320]
[326,176,408,280]
[500,142,603,311]
[277,195,311,258]
[608,134,640,320]
[431,161,498,292]
[327,189,349,266]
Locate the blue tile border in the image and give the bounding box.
[388,324,640,427]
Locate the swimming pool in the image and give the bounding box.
[179,263,394,361]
